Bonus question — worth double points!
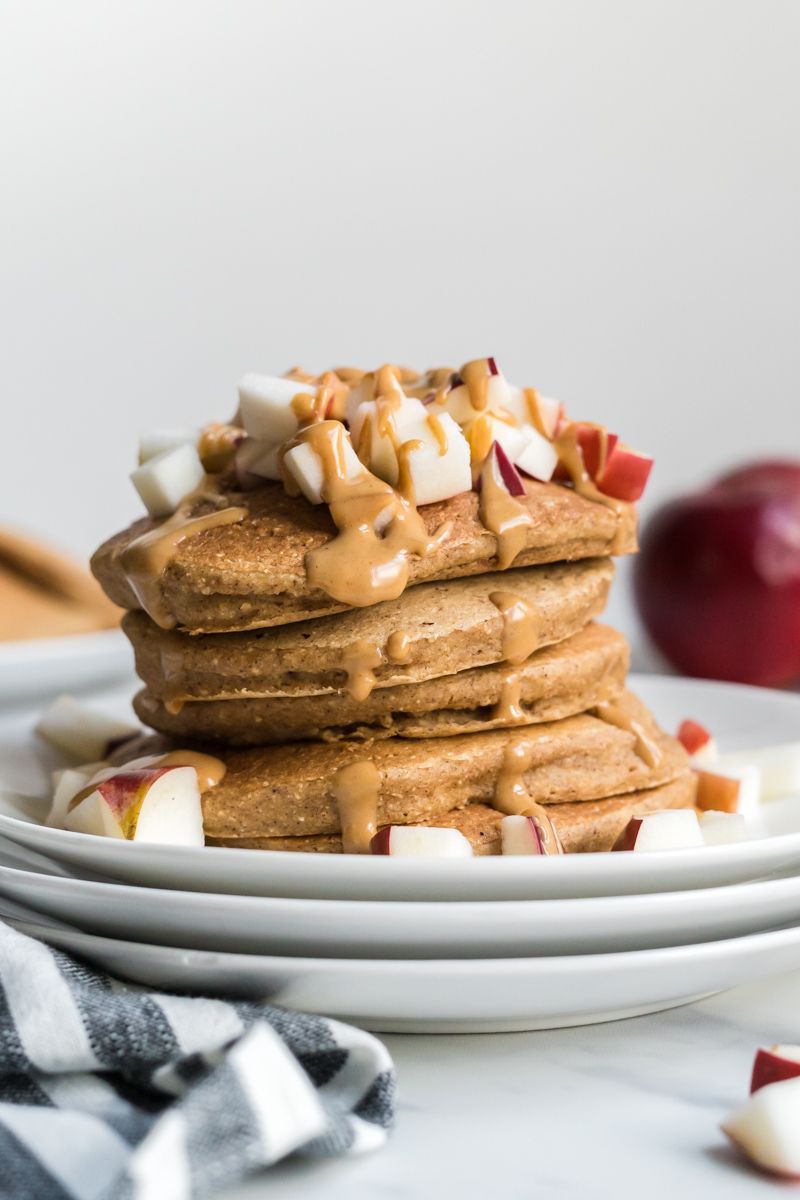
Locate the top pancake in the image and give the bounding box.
[92,478,637,633]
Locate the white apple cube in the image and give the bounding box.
[47,765,103,828]
[370,825,473,857]
[700,811,748,845]
[716,744,800,801]
[722,1076,800,1178]
[237,373,316,443]
[513,425,559,482]
[283,432,364,504]
[130,443,205,518]
[64,766,204,846]
[137,428,200,465]
[504,388,562,437]
[464,413,529,463]
[441,375,511,426]
[36,696,139,762]
[615,809,704,852]
[501,814,544,855]
[400,414,472,505]
[235,438,282,482]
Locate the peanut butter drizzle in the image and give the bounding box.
[197,423,244,474]
[489,591,541,664]
[386,630,411,662]
[460,358,494,412]
[425,412,448,455]
[491,672,526,724]
[332,760,380,854]
[340,630,413,699]
[395,438,424,504]
[296,421,449,607]
[592,701,663,769]
[477,457,533,571]
[341,639,386,702]
[290,388,329,425]
[522,388,550,440]
[553,423,620,511]
[119,478,247,629]
[67,750,225,812]
[492,738,563,853]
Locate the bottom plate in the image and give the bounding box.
[6,903,800,1033]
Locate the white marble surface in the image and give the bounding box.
[226,972,798,1199]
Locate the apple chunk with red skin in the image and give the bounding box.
[500,812,564,856]
[594,444,653,502]
[613,809,703,852]
[64,766,204,846]
[722,1076,800,1178]
[634,459,800,686]
[751,1046,800,1094]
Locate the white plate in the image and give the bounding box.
[0,629,133,705]
[6,902,800,1032]
[1,675,800,901]
[4,856,800,958]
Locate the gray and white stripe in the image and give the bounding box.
[0,923,396,1199]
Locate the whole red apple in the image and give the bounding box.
[634,460,800,687]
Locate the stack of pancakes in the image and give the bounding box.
[92,473,695,855]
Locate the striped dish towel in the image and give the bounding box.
[0,922,395,1199]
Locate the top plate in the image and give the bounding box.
[1,675,800,901]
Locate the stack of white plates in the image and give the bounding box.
[2,674,800,1032]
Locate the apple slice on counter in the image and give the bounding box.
[722,1076,800,1178]
[751,1046,800,1094]
[36,696,140,763]
[130,442,206,518]
[283,427,365,504]
[64,766,204,846]
[595,444,654,502]
[138,428,200,465]
[237,373,317,443]
[699,811,747,845]
[399,414,472,505]
[370,826,473,857]
[612,809,704,852]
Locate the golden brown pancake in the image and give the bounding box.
[210,772,698,855]
[123,558,614,703]
[133,623,629,745]
[92,478,636,633]
[175,690,687,841]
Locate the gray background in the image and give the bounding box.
[2,0,798,585]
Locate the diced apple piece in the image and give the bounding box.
[473,442,527,496]
[235,438,282,484]
[237,373,316,443]
[715,744,800,801]
[595,444,654,502]
[47,765,104,828]
[138,428,199,465]
[36,696,140,763]
[700,811,747,845]
[695,766,760,819]
[349,396,428,485]
[500,812,563,856]
[677,719,713,756]
[349,395,427,445]
[369,826,473,857]
[64,766,204,846]
[130,443,205,518]
[283,430,364,505]
[513,426,559,482]
[612,809,704,852]
[503,388,562,439]
[722,1076,800,1178]
[464,413,528,465]
[400,414,472,505]
[440,375,512,426]
[752,1046,800,1094]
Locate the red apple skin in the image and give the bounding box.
[677,719,712,755]
[751,1048,800,1094]
[370,827,392,855]
[634,462,800,687]
[612,816,643,851]
[595,445,653,502]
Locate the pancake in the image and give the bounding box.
[209,772,698,855]
[181,691,687,841]
[91,478,637,633]
[123,558,614,704]
[133,623,629,745]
